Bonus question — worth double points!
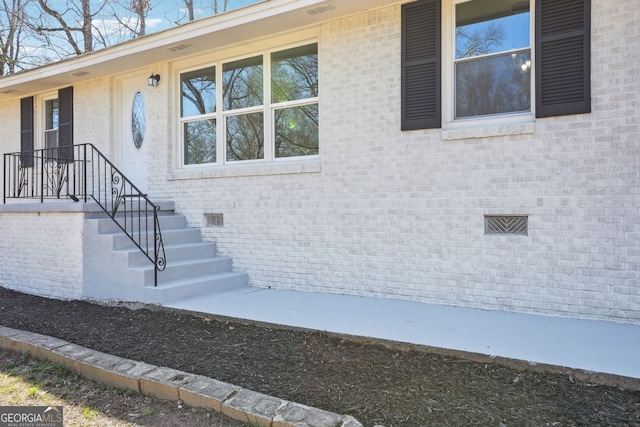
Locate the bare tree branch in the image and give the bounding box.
[1,0,28,75]
[3,0,260,71]
[36,0,83,54]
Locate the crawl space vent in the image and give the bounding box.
[485,215,528,235]
[205,213,224,227]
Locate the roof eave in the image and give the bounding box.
[0,0,406,101]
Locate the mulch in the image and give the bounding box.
[1,286,639,426]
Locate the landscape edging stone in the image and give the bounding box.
[0,326,363,427]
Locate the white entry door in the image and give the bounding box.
[121,76,149,194]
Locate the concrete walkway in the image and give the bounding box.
[167,287,640,381]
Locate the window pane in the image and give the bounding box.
[456,51,531,118]
[275,104,318,158]
[184,119,216,165]
[456,0,530,59]
[223,56,263,110]
[45,99,59,130]
[271,44,318,103]
[226,112,264,161]
[44,130,58,150]
[181,67,216,117]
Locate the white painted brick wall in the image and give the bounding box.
[159,0,640,324]
[73,78,113,155]
[0,0,637,324]
[0,212,84,299]
[0,98,19,159]
[0,78,112,159]
[0,78,143,300]
[0,80,110,301]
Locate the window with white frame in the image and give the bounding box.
[223,55,265,162]
[181,66,216,165]
[44,98,59,151]
[271,44,319,158]
[453,0,531,119]
[180,42,318,166]
[401,0,590,131]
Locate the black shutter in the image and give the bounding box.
[536,0,591,118]
[20,97,34,168]
[401,0,441,130]
[58,86,74,163]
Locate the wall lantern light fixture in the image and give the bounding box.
[148,74,160,87]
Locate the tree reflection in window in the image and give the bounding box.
[275,105,318,157]
[180,43,319,165]
[223,56,264,161]
[181,66,216,116]
[226,112,264,161]
[271,44,318,103]
[456,52,530,117]
[271,44,318,158]
[181,67,217,164]
[455,0,530,118]
[184,119,216,165]
[223,56,263,110]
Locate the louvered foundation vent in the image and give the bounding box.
[485,215,528,236]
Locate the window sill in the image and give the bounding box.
[169,158,322,181]
[441,120,535,141]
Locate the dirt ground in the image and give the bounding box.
[1,286,639,427]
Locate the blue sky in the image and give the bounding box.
[144,0,263,32]
[16,0,262,67]
[456,11,530,59]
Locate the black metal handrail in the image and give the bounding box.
[3,143,166,286]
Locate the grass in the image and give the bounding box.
[82,407,101,420]
[0,349,249,427]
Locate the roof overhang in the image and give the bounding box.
[0,0,407,101]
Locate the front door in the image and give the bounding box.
[121,76,148,194]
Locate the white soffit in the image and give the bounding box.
[0,0,406,100]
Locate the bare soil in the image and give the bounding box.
[1,286,639,427]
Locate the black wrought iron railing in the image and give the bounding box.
[3,143,166,285]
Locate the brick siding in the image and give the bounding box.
[162,1,640,323]
[0,0,638,323]
[0,212,84,299]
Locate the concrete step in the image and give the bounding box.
[125,241,218,267]
[111,227,203,250]
[97,214,188,234]
[142,271,250,304]
[133,256,233,285]
[83,201,250,305]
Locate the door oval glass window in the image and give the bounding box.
[132,92,145,149]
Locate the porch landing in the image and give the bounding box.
[167,287,640,382]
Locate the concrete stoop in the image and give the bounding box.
[82,202,249,305]
[0,326,362,427]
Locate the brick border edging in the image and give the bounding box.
[0,326,362,427]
